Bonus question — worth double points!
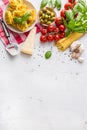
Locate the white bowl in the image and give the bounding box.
[3,0,37,33]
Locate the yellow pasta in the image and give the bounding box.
[5,0,36,32]
[55,32,84,51]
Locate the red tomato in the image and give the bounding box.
[47,34,54,42]
[64,2,72,10]
[54,27,59,34]
[54,34,60,41]
[47,25,55,32]
[59,24,66,32]
[68,0,76,3]
[60,9,66,18]
[55,17,63,27]
[40,35,47,43]
[60,32,65,38]
[41,28,47,35]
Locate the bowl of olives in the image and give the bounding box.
[38,7,56,26]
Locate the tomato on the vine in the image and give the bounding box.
[40,35,47,43]
[54,27,59,34]
[54,34,60,41]
[47,34,54,42]
[59,24,66,32]
[68,0,76,4]
[60,32,65,38]
[55,17,63,27]
[47,25,55,32]
[41,28,47,35]
[60,9,66,18]
[64,2,72,10]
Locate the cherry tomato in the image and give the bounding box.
[55,17,63,27]
[47,34,54,42]
[60,32,65,38]
[60,9,66,18]
[47,25,55,32]
[41,28,47,35]
[68,0,76,4]
[54,27,59,34]
[64,2,72,10]
[54,34,60,41]
[59,24,66,32]
[40,35,47,43]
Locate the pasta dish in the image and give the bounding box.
[5,0,36,32]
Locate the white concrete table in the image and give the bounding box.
[0,0,87,130]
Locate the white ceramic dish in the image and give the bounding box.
[3,0,37,33]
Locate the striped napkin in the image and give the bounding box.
[0,0,41,46]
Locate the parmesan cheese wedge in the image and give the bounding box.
[20,27,36,55]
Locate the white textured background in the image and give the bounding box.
[0,0,87,130]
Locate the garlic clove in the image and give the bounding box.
[78,44,84,54]
[78,57,84,63]
[71,52,76,58]
[74,53,80,59]
[70,40,81,52]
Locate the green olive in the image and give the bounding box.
[47,10,51,15]
[44,19,48,23]
[39,11,43,16]
[44,14,49,19]
[42,8,47,13]
[51,12,55,17]
[47,21,52,25]
[51,17,56,21]
[42,13,45,19]
[48,15,51,20]
[40,19,44,23]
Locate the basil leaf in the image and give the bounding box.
[55,0,62,10]
[75,13,83,21]
[65,29,71,37]
[73,26,86,33]
[68,20,75,29]
[22,12,30,21]
[73,3,84,15]
[65,9,74,21]
[40,0,48,8]
[45,51,52,59]
[14,17,22,24]
[78,0,86,7]
[49,0,56,8]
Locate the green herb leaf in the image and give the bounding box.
[49,0,56,8]
[22,12,30,21]
[65,9,74,21]
[55,0,62,10]
[73,26,86,33]
[65,29,71,37]
[14,17,22,24]
[45,51,52,59]
[40,0,48,8]
[73,3,84,14]
[78,0,86,7]
[14,11,30,24]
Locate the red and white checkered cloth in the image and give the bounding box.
[0,0,41,46]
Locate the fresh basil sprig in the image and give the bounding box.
[14,11,30,25]
[55,0,62,10]
[63,0,87,35]
[40,0,62,10]
[78,0,86,7]
[40,0,48,8]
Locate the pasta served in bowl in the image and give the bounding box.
[3,0,36,33]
